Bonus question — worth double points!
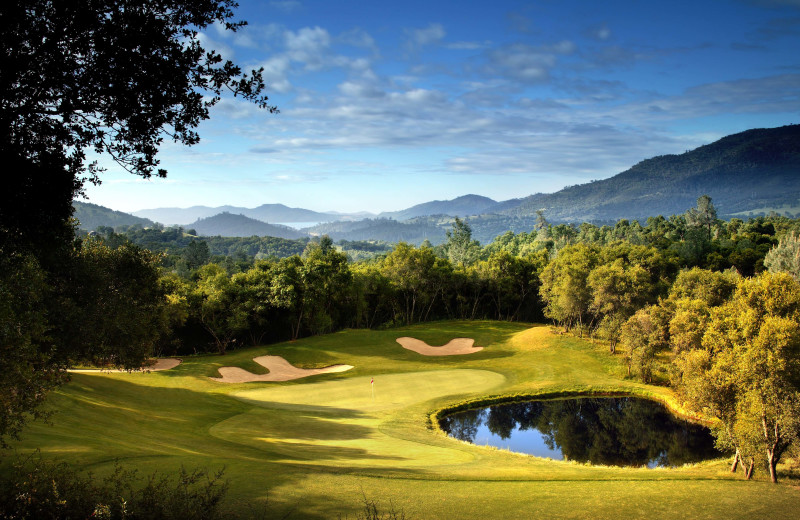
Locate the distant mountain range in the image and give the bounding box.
[132,203,347,226]
[74,125,800,243]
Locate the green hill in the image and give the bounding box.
[305,216,448,245]
[189,212,307,239]
[72,201,155,231]
[379,194,498,221]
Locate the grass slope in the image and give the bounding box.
[5,322,798,519]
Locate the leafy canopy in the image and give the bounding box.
[1,0,276,184]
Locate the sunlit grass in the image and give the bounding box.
[4,321,798,519]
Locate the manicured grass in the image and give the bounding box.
[4,321,799,518]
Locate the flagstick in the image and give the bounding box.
[371,377,374,400]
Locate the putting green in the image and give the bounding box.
[211,370,506,470]
[234,369,505,411]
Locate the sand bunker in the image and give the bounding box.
[145,358,182,371]
[69,358,181,373]
[211,355,353,383]
[396,337,483,356]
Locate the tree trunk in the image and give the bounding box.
[730,449,740,473]
[202,322,226,355]
[423,287,438,322]
[763,414,780,483]
[292,308,304,341]
[744,458,755,480]
[470,293,481,320]
[767,448,778,483]
[368,305,380,329]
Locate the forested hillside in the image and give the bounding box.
[304,216,447,244]
[379,194,498,221]
[189,212,306,239]
[499,125,800,221]
[73,201,154,230]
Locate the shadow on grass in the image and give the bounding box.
[230,400,370,419]
[262,440,408,463]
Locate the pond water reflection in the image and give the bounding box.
[439,397,724,468]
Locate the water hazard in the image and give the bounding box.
[439,397,724,468]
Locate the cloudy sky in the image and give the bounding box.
[83,0,800,214]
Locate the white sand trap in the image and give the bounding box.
[396,337,483,356]
[68,358,181,373]
[210,355,353,383]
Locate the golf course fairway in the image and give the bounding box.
[5,321,799,519]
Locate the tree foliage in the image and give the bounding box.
[674,272,800,482]
[540,244,599,333]
[764,231,800,280]
[620,305,669,382]
[0,253,65,447]
[1,0,274,183]
[0,456,228,520]
[443,218,481,267]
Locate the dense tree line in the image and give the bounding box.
[132,199,800,361]
[156,234,547,355]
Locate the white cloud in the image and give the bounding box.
[388,88,445,104]
[258,56,293,93]
[484,41,576,83]
[211,98,262,119]
[285,26,331,70]
[338,81,385,99]
[270,1,302,13]
[616,74,800,121]
[586,23,612,41]
[446,41,491,50]
[405,23,446,51]
[338,28,379,53]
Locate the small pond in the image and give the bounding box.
[439,397,725,468]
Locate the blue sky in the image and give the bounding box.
[83,0,800,214]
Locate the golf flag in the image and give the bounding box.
[370,377,374,385]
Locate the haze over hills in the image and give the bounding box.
[133,203,353,226]
[76,125,800,243]
[188,212,306,239]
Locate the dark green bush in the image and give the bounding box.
[0,454,227,519]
